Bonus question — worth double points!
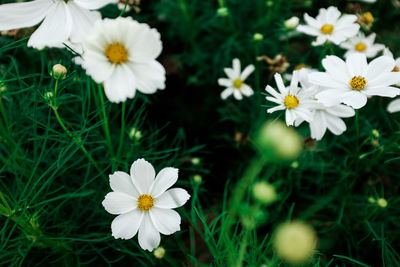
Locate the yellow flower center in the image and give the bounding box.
[294,64,307,70]
[284,95,299,109]
[320,24,334,34]
[105,42,128,64]
[393,66,400,72]
[349,76,367,91]
[354,42,367,52]
[233,78,243,89]
[360,12,374,24]
[137,194,154,211]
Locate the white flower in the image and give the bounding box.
[383,48,400,84]
[297,6,359,46]
[387,99,400,113]
[102,158,190,251]
[340,33,384,58]
[265,71,317,126]
[79,17,166,103]
[218,58,255,100]
[0,0,116,49]
[295,103,355,140]
[310,53,400,109]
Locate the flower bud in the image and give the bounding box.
[252,181,277,205]
[377,198,388,208]
[153,247,166,259]
[193,174,202,184]
[129,127,142,140]
[0,81,6,94]
[191,157,201,166]
[253,33,264,41]
[273,221,317,265]
[217,7,229,17]
[51,64,67,80]
[284,16,299,30]
[371,129,379,138]
[368,197,376,203]
[255,120,303,161]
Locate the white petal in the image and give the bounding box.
[150,167,179,198]
[315,89,345,107]
[154,188,190,209]
[74,0,117,10]
[309,112,327,140]
[309,72,345,89]
[130,158,156,194]
[297,25,319,36]
[366,56,396,83]
[103,65,136,103]
[218,78,232,87]
[304,13,321,28]
[341,91,368,109]
[128,60,166,94]
[326,6,341,22]
[221,88,233,99]
[346,53,368,76]
[240,65,255,80]
[233,90,243,100]
[224,68,237,80]
[111,209,143,239]
[109,171,140,198]
[285,109,295,126]
[322,56,351,81]
[367,72,400,89]
[267,105,286,113]
[102,192,137,215]
[274,73,288,94]
[149,207,181,235]
[138,213,160,251]
[326,104,355,118]
[0,0,53,31]
[387,99,400,113]
[232,58,241,77]
[325,113,347,135]
[363,86,400,98]
[67,2,101,43]
[265,85,282,100]
[28,2,73,49]
[81,50,115,83]
[240,84,254,96]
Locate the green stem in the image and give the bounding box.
[0,97,9,131]
[97,84,114,158]
[52,80,106,181]
[236,228,250,267]
[116,102,126,168]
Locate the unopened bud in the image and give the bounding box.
[252,181,277,204]
[153,247,166,259]
[51,64,67,80]
[284,16,299,30]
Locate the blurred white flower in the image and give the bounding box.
[297,6,359,46]
[80,17,166,103]
[387,99,400,113]
[0,0,116,49]
[266,71,317,126]
[218,58,255,100]
[340,33,384,58]
[284,16,299,30]
[310,53,400,109]
[102,158,190,251]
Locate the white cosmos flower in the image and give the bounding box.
[80,17,166,103]
[340,32,384,59]
[102,158,190,251]
[218,58,255,100]
[0,0,116,49]
[266,71,317,126]
[310,53,400,109]
[297,6,359,46]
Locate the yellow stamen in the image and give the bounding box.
[284,95,299,109]
[137,194,154,211]
[105,42,128,64]
[294,64,307,70]
[233,78,243,89]
[320,24,334,34]
[349,76,367,91]
[354,42,367,52]
[393,66,400,72]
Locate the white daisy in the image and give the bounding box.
[102,158,190,251]
[297,6,360,46]
[266,71,317,126]
[309,53,400,109]
[340,32,385,58]
[218,58,255,100]
[0,0,116,49]
[79,17,166,103]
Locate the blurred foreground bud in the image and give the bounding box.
[291,161,299,169]
[129,127,142,140]
[252,181,277,205]
[193,174,202,184]
[191,157,201,166]
[51,64,67,80]
[217,7,229,17]
[371,129,379,138]
[377,198,388,208]
[153,247,166,259]
[255,121,302,161]
[0,81,6,94]
[253,33,264,41]
[273,221,317,265]
[284,16,299,30]
[368,197,376,203]
[357,12,374,30]
[44,91,53,100]
[266,1,273,7]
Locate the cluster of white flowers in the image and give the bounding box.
[0,0,165,104]
[217,6,400,140]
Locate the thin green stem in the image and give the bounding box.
[236,228,250,267]
[0,97,9,131]
[116,101,126,168]
[97,84,114,158]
